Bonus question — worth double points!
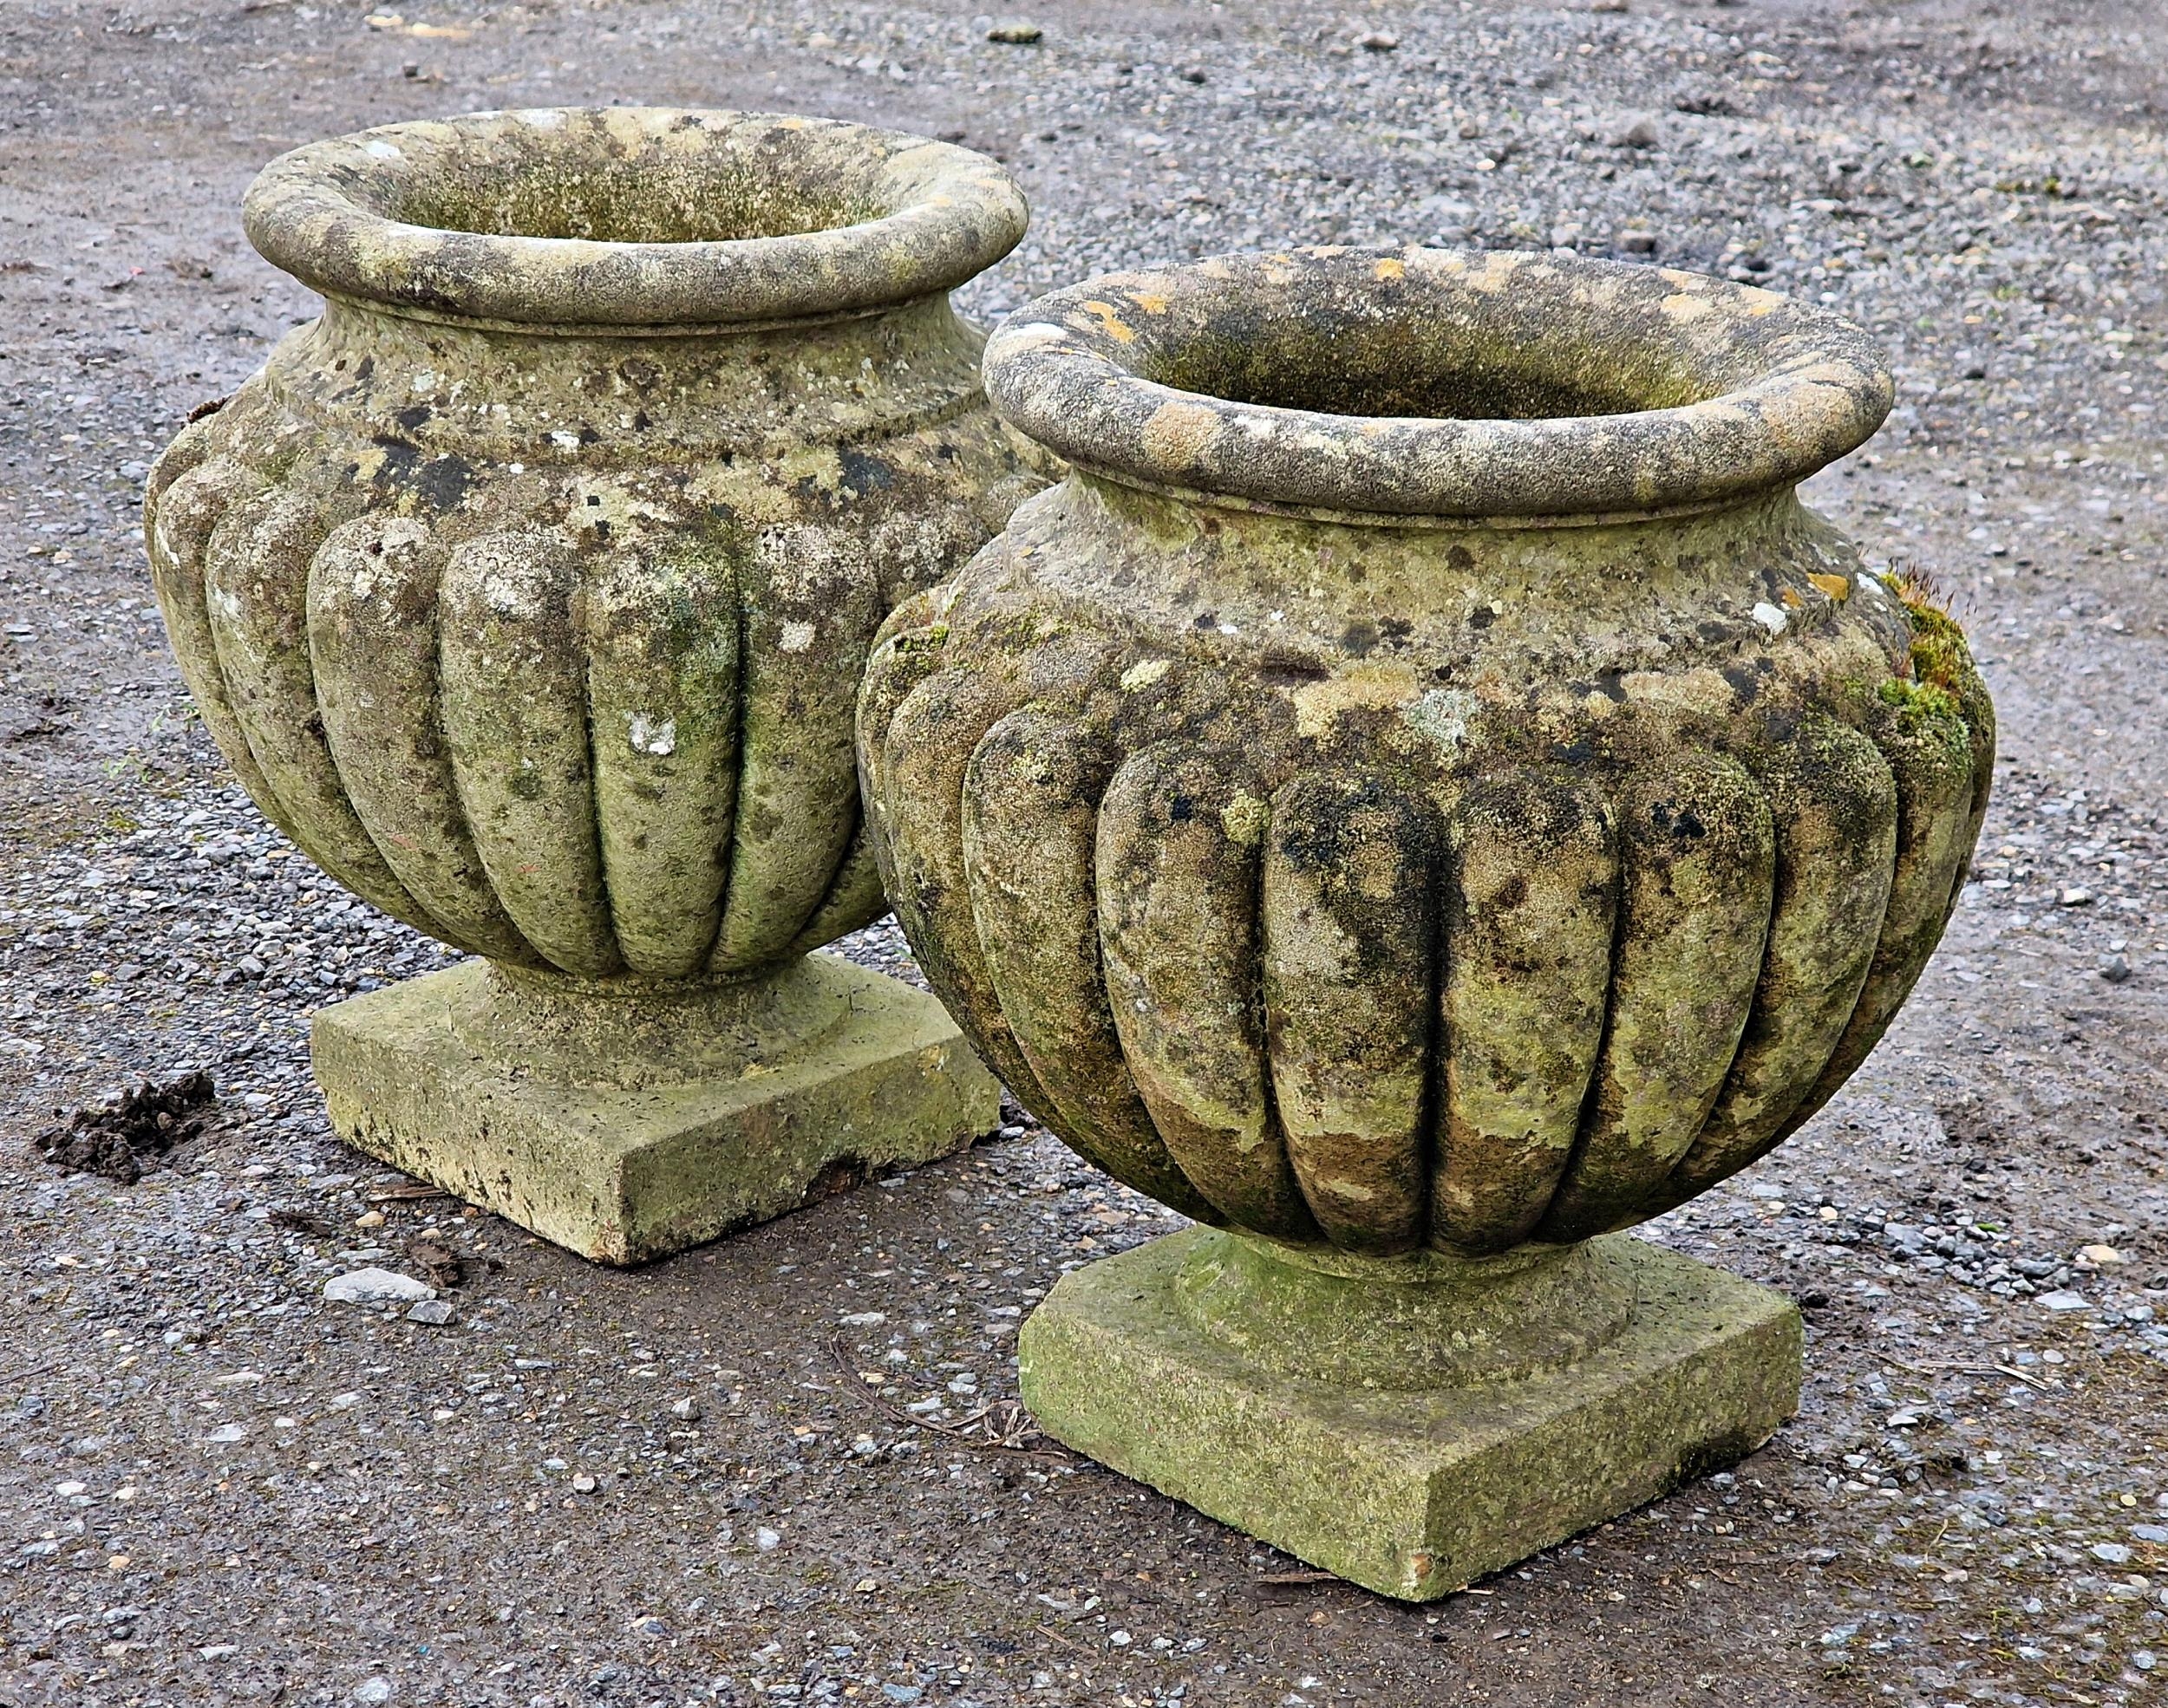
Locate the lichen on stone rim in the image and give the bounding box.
[242,107,1028,330]
[983,245,1896,521]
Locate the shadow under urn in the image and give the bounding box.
[145,108,1046,1262]
[858,246,1994,1597]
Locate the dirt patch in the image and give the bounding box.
[29,1070,216,1183]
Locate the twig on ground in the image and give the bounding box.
[826,1336,1072,1461]
[367,1183,452,1203]
[1877,1352,2054,1392]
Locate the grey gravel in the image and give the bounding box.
[3,3,2167,1706]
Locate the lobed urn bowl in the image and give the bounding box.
[856,245,1993,1595]
[147,108,1043,1261]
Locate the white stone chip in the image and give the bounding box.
[323,1268,437,1306]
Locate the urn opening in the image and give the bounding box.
[984,246,1894,519]
[243,108,1028,329]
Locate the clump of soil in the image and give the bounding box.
[34,1072,217,1182]
[404,1230,500,1289]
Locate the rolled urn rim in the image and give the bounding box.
[242,108,1028,329]
[983,244,1894,521]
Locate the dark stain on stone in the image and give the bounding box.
[415,453,473,512]
[1260,649,1330,687]
[1649,799,1708,839]
[839,447,897,496]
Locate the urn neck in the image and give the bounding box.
[1172,1229,1640,1390]
[455,957,850,1091]
[265,290,990,463]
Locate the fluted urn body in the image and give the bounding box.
[149,108,1039,979]
[145,109,1038,1261]
[860,246,1993,1255]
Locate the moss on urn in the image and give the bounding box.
[147,109,1037,1258]
[857,245,1993,1591]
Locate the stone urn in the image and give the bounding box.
[146,108,1043,1262]
[857,247,1993,1595]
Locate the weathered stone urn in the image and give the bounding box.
[857,247,1993,1595]
[146,108,1043,1261]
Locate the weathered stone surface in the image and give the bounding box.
[859,246,1993,1256]
[1019,1228,1802,1600]
[150,109,1038,981]
[312,954,999,1266]
[147,109,1038,1254]
[865,247,1985,1585]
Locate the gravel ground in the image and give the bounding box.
[3,1,2168,1704]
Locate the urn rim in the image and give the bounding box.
[242,108,1028,330]
[983,245,1895,520]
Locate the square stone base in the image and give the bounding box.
[311,953,999,1265]
[1017,1229,1801,1599]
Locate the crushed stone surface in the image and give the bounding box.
[3,2,2168,1704]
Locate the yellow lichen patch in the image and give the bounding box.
[1807,571,1852,602]
[1130,291,1171,315]
[1120,657,1172,692]
[1292,662,1420,739]
[1220,791,1270,846]
[1659,291,1717,324]
[1140,400,1223,467]
[1621,663,1739,720]
[1001,746,1055,789]
[1078,301,1138,343]
[1780,587,1805,610]
[1374,257,1407,282]
[1264,904,1356,981]
[567,475,669,538]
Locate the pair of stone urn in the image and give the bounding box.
[150,108,1993,1599]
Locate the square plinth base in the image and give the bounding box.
[310,955,1000,1265]
[1018,1229,1801,1600]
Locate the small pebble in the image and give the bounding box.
[985,19,1041,44]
